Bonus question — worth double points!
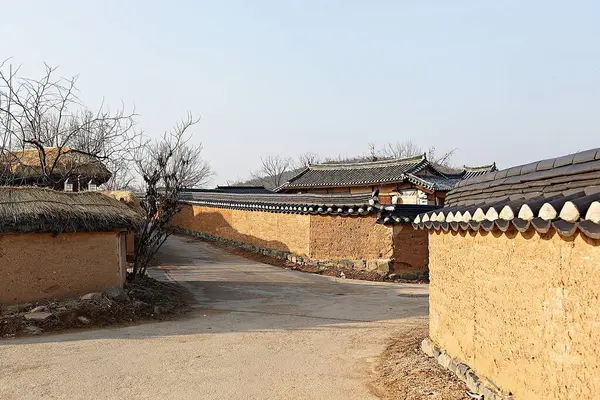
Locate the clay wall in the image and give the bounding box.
[172,205,311,255]
[173,205,419,271]
[308,215,393,262]
[392,225,429,273]
[428,228,600,399]
[0,232,124,304]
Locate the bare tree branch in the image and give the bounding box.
[0,60,140,188]
[251,155,292,189]
[132,113,212,278]
[293,152,321,169]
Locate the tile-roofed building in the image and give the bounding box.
[276,154,496,206]
[411,149,600,398]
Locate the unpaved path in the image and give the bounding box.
[0,235,428,400]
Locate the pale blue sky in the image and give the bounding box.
[2,1,599,184]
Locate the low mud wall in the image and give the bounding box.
[172,204,429,274]
[428,227,600,399]
[0,232,124,305]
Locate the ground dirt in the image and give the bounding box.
[376,325,468,400]
[1,235,449,400]
[0,277,193,338]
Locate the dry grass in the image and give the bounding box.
[375,324,468,400]
[2,147,111,181]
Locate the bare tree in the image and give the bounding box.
[379,140,456,169]
[251,155,292,189]
[293,152,321,169]
[132,113,212,278]
[380,140,423,159]
[0,59,140,188]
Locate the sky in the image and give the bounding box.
[1,1,599,185]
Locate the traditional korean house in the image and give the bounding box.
[0,147,111,191]
[0,187,141,305]
[409,147,600,399]
[276,154,496,205]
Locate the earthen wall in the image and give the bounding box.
[392,225,429,273]
[428,228,600,399]
[173,204,424,272]
[0,232,123,304]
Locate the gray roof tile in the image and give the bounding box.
[414,147,600,239]
[278,155,496,192]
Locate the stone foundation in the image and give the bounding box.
[421,338,513,400]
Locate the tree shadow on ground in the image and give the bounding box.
[2,236,428,346]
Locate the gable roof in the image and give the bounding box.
[276,155,497,192]
[0,187,141,234]
[412,148,600,239]
[0,147,111,184]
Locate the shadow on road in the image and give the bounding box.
[3,236,428,346]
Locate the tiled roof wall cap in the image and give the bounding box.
[179,191,380,216]
[413,190,600,239]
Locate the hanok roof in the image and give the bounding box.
[180,191,431,222]
[412,148,600,239]
[447,164,498,180]
[0,147,111,184]
[0,187,141,234]
[276,155,497,192]
[182,186,271,195]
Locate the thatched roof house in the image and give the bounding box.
[0,147,111,191]
[0,187,141,304]
[0,187,141,234]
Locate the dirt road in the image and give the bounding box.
[0,235,428,400]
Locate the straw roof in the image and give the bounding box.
[101,190,143,213]
[1,147,111,183]
[0,187,142,234]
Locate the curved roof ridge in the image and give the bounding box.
[309,153,426,170]
[463,163,497,171]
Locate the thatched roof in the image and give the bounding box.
[0,187,142,234]
[0,147,111,183]
[101,191,143,213]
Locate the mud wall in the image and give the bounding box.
[173,205,420,270]
[172,205,311,256]
[0,232,124,305]
[308,215,393,261]
[392,225,429,273]
[428,228,600,399]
